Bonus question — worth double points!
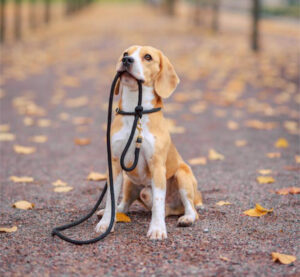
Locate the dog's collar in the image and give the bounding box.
[115,106,161,118]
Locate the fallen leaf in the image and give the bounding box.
[10,176,34,183]
[31,135,48,143]
[271,252,296,265]
[216,201,231,206]
[294,155,300,164]
[266,152,281,158]
[275,187,300,195]
[14,145,36,154]
[54,186,73,192]
[227,120,239,130]
[219,256,230,262]
[258,169,272,175]
[0,133,15,141]
[59,112,70,121]
[188,157,207,165]
[87,172,106,181]
[37,119,51,127]
[74,138,91,145]
[0,226,18,233]
[61,76,80,87]
[65,96,88,108]
[208,149,225,161]
[243,203,273,217]
[284,121,298,134]
[275,138,289,148]
[116,212,131,223]
[0,124,10,132]
[52,179,67,186]
[245,120,277,130]
[235,140,247,147]
[256,176,275,184]
[23,117,34,126]
[12,200,34,210]
[72,117,92,125]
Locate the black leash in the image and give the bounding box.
[51,71,161,245]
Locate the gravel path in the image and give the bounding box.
[1,3,299,276]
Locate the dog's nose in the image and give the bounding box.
[122,56,134,67]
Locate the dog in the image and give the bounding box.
[95,46,202,240]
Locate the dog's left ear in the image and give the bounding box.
[154,52,180,98]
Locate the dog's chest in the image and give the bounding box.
[111,86,155,184]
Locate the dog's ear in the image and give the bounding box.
[114,78,121,95]
[154,52,180,99]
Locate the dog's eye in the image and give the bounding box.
[144,54,152,61]
[123,52,128,57]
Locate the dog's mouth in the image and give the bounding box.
[118,68,144,83]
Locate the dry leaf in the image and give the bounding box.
[87,172,106,181]
[0,226,18,233]
[235,140,247,147]
[295,155,300,164]
[216,201,231,206]
[116,212,131,223]
[245,120,277,130]
[243,203,273,217]
[0,124,10,132]
[208,149,225,161]
[23,117,34,126]
[12,200,34,210]
[258,169,272,175]
[188,157,207,165]
[14,145,36,154]
[275,187,300,195]
[31,135,48,143]
[72,117,92,125]
[271,252,296,265]
[61,76,80,87]
[0,133,15,141]
[65,96,88,108]
[37,119,51,127]
[52,179,67,186]
[74,138,91,145]
[59,112,70,121]
[10,176,34,183]
[54,186,73,192]
[266,152,281,158]
[227,121,239,130]
[219,256,230,262]
[256,176,275,184]
[275,138,289,148]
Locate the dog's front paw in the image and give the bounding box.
[177,214,195,227]
[147,222,167,240]
[95,218,114,233]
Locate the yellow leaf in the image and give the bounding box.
[0,133,15,141]
[227,121,239,130]
[14,145,36,154]
[256,176,275,184]
[208,149,225,161]
[0,124,10,132]
[243,203,273,217]
[59,112,70,121]
[271,252,296,265]
[52,179,67,186]
[295,155,300,164]
[275,187,300,195]
[54,186,73,193]
[245,120,277,130]
[12,200,34,210]
[275,138,289,148]
[235,140,247,147]
[10,176,34,183]
[219,256,230,262]
[61,76,80,87]
[23,117,34,126]
[72,117,92,125]
[87,172,106,181]
[65,96,88,108]
[116,212,131,223]
[37,119,51,127]
[258,169,272,175]
[0,226,18,233]
[31,135,48,143]
[188,157,207,165]
[216,201,231,206]
[74,138,91,145]
[266,152,281,158]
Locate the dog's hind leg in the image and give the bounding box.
[175,163,199,227]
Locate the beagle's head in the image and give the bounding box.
[115,45,180,98]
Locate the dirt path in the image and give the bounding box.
[1,3,299,276]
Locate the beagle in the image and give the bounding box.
[95,46,202,240]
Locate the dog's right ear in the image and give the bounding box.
[114,78,121,95]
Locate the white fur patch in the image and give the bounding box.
[179,189,196,220]
[130,47,145,80]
